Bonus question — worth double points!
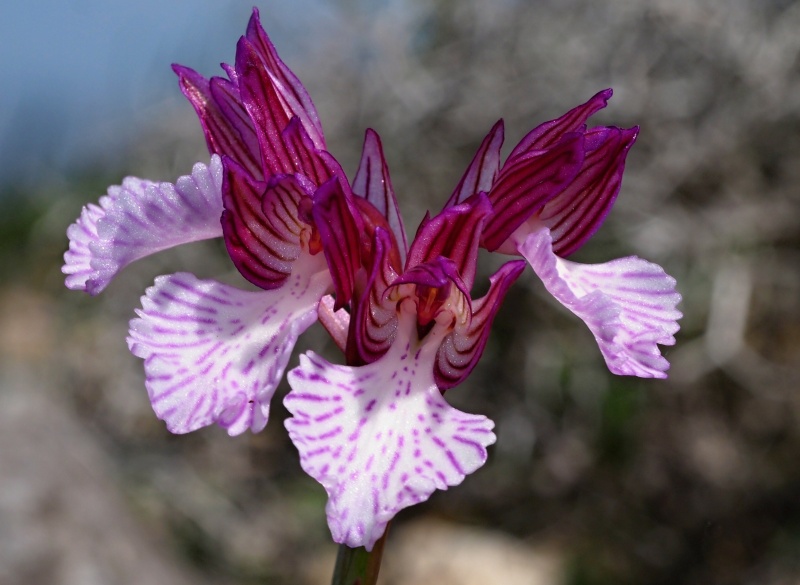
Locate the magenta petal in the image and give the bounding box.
[222,159,308,289]
[519,228,682,378]
[312,178,362,310]
[352,129,408,263]
[347,228,399,366]
[435,260,526,390]
[508,89,613,160]
[540,126,639,257]
[236,37,295,177]
[406,194,492,290]
[63,157,224,295]
[284,318,496,550]
[173,66,262,180]
[282,118,342,187]
[245,8,326,149]
[483,133,585,252]
[446,119,504,208]
[128,254,330,436]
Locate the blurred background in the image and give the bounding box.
[2,0,800,583]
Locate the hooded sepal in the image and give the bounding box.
[407,194,492,291]
[235,36,296,178]
[482,134,585,252]
[311,178,363,310]
[508,89,613,160]
[63,156,224,295]
[244,7,326,149]
[173,65,263,180]
[221,159,309,289]
[519,227,682,378]
[539,126,638,257]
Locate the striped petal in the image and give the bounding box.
[236,36,296,178]
[508,89,613,160]
[483,134,585,252]
[284,313,495,550]
[435,260,526,390]
[352,129,408,263]
[127,252,331,436]
[245,8,326,149]
[407,194,492,291]
[519,227,682,378]
[539,126,638,257]
[63,156,223,295]
[446,119,504,208]
[221,159,308,289]
[173,65,263,180]
[346,227,399,366]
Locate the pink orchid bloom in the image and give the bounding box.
[448,90,682,378]
[285,134,524,548]
[64,9,360,436]
[62,7,682,557]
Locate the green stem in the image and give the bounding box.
[330,524,390,585]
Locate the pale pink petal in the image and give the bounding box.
[63,157,224,295]
[519,227,682,378]
[317,294,350,353]
[128,252,331,436]
[284,316,495,550]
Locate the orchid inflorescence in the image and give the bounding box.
[63,9,681,552]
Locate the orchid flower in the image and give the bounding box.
[63,9,360,436]
[284,135,525,548]
[63,7,683,581]
[448,90,682,378]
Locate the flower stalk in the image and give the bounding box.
[331,528,389,585]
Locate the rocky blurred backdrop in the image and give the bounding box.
[2,0,800,583]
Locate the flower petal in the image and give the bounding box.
[245,8,326,149]
[173,65,263,180]
[312,178,362,310]
[63,157,224,295]
[446,119,504,208]
[235,37,296,177]
[127,252,331,436]
[221,159,308,289]
[318,294,350,353]
[519,228,682,378]
[346,227,399,366]
[284,318,495,550]
[508,89,613,160]
[352,129,408,263]
[483,133,585,253]
[282,117,342,187]
[407,194,492,290]
[435,260,526,390]
[539,126,638,257]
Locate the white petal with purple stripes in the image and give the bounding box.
[128,252,331,436]
[284,315,496,550]
[63,156,224,295]
[519,227,682,378]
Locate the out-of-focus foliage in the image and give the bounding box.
[2,0,800,584]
